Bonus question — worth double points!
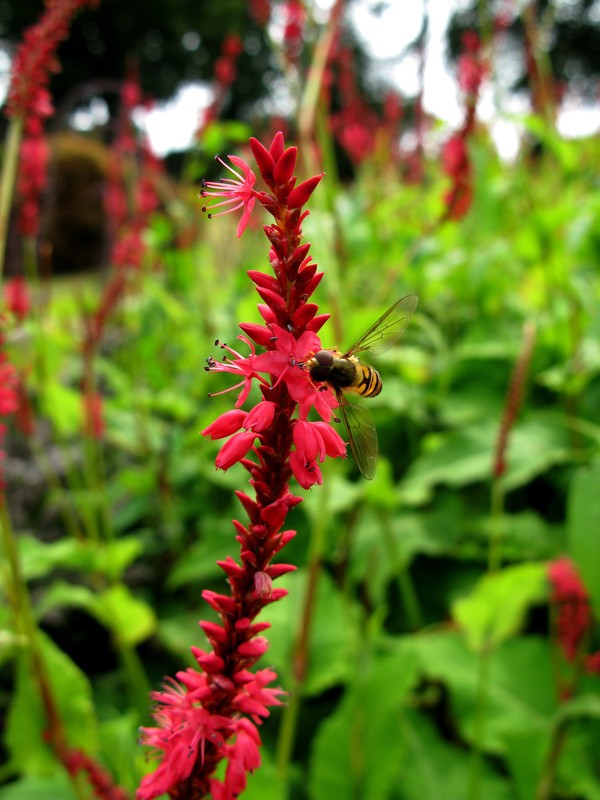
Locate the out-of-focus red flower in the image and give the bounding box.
[439,29,485,221]
[249,0,271,26]
[442,135,468,178]
[63,748,129,800]
[4,277,30,321]
[17,134,50,237]
[6,0,97,123]
[83,391,105,440]
[0,362,19,416]
[548,557,591,663]
[0,353,19,493]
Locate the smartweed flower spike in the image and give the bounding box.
[138,133,344,800]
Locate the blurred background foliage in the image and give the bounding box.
[1,1,600,799]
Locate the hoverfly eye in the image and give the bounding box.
[315,350,334,367]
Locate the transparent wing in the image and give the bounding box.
[345,295,418,357]
[337,391,378,480]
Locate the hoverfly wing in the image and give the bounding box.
[336,391,378,480]
[345,295,418,358]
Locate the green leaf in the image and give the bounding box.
[309,645,419,800]
[92,585,156,647]
[0,774,75,800]
[398,710,513,800]
[98,712,145,792]
[567,456,600,617]
[400,418,572,505]
[243,750,286,800]
[502,728,549,800]
[452,562,548,651]
[39,382,82,437]
[18,536,95,581]
[409,631,555,753]
[6,632,98,774]
[18,536,142,583]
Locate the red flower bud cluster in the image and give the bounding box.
[281,0,305,65]
[196,34,244,135]
[441,31,485,221]
[6,0,98,238]
[548,557,600,691]
[327,43,382,166]
[6,0,98,123]
[138,133,344,800]
[63,747,129,800]
[4,277,31,322]
[0,321,20,494]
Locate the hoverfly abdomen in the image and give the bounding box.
[352,365,382,397]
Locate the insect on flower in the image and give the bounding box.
[306,295,418,480]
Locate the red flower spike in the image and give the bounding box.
[308,313,331,333]
[548,557,592,664]
[269,131,285,161]
[247,269,280,291]
[273,146,298,184]
[235,489,259,518]
[249,136,275,180]
[4,277,31,321]
[203,409,247,439]
[215,431,258,470]
[266,563,297,579]
[257,303,277,324]
[287,173,324,209]
[200,621,229,643]
[238,322,274,347]
[216,556,245,580]
[292,303,319,328]
[139,133,344,800]
[300,272,325,298]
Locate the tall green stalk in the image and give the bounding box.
[0,115,24,282]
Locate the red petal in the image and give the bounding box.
[287,173,324,209]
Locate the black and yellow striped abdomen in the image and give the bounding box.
[350,362,382,397]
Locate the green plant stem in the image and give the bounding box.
[488,476,504,573]
[535,718,568,800]
[467,643,492,800]
[276,490,329,791]
[0,114,24,282]
[467,465,507,797]
[115,637,152,722]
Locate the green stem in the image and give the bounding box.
[276,489,329,792]
[467,643,492,800]
[115,637,152,722]
[488,476,504,573]
[0,115,24,282]
[535,718,568,800]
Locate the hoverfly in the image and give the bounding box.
[307,295,418,480]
